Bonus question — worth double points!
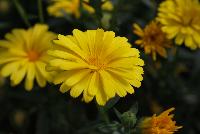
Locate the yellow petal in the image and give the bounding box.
[10,64,27,85]
[109,72,135,94]
[133,23,144,37]
[95,87,107,106]
[70,74,91,98]
[59,83,70,93]
[48,50,81,61]
[53,71,69,84]
[87,71,98,96]
[1,61,21,77]
[64,69,91,87]
[175,34,185,45]
[25,63,35,91]
[49,59,88,70]
[99,70,115,98]
[35,70,46,87]
[35,61,52,82]
[73,29,89,52]
[54,34,86,58]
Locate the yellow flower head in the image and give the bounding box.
[139,108,182,134]
[133,21,171,60]
[0,0,10,13]
[102,0,114,11]
[0,24,56,91]
[157,0,200,49]
[47,0,113,18]
[48,0,83,18]
[47,29,144,105]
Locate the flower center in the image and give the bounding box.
[88,56,107,70]
[27,51,40,61]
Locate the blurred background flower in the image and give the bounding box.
[0,24,56,90]
[133,21,171,60]
[47,0,113,18]
[157,0,200,49]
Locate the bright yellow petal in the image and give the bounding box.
[99,70,115,98]
[25,63,36,91]
[70,74,91,98]
[64,69,91,87]
[87,71,99,96]
[10,64,27,85]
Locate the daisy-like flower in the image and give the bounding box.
[139,108,182,134]
[157,0,200,49]
[47,0,113,18]
[101,0,113,11]
[47,29,144,105]
[0,24,56,91]
[133,21,171,60]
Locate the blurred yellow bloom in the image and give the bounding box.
[139,108,182,134]
[47,29,144,105]
[0,0,10,13]
[157,0,200,49]
[0,24,56,91]
[47,0,113,18]
[102,0,113,11]
[133,21,171,60]
[48,0,84,18]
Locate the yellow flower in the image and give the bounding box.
[102,0,113,11]
[48,0,82,18]
[47,29,144,105]
[47,0,113,18]
[139,108,182,134]
[133,21,171,60]
[157,0,200,49]
[0,0,10,13]
[0,24,56,91]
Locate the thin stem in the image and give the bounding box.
[38,0,44,23]
[13,0,31,27]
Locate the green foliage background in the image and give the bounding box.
[0,0,200,134]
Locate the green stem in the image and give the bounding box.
[13,0,31,27]
[38,0,44,23]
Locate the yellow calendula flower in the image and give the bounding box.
[139,108,182,134]
[133,21,171,60]
[102,0,113,11]
[157,0,200,49]
[0,24,56,91]
[47,29,144,105]
[47,0,113,18]
[47,0,95,18]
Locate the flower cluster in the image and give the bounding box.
[0,0,190,133]
[133,0,200,60]
[48,0,113,18]
[0,25,144,105]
